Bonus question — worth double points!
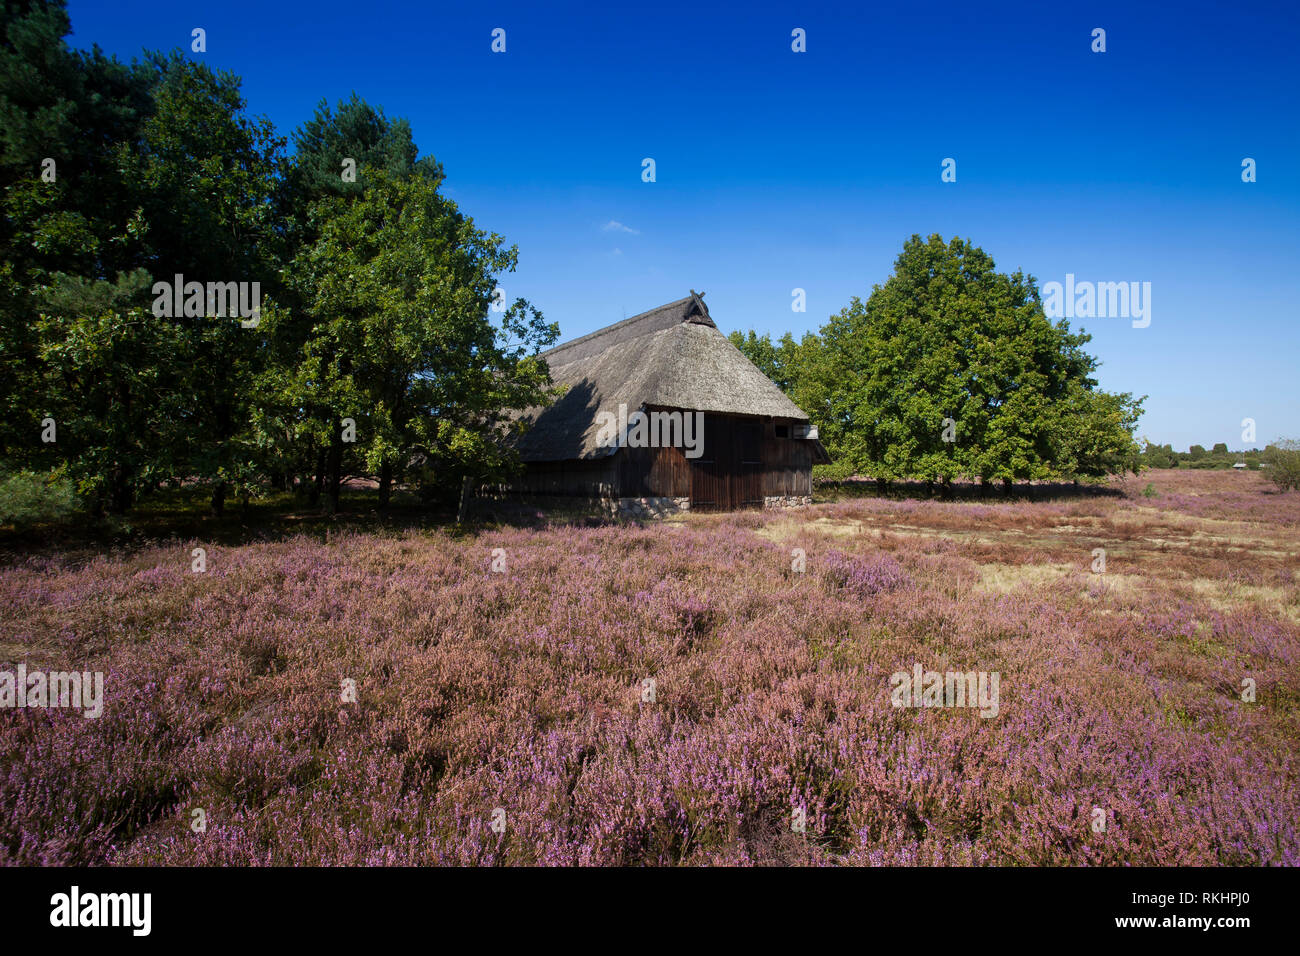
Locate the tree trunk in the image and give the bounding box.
[308,449,325,508]
[457,475,474,524]
[325,435,342,515]
[378,461,393,511]
[108,464,133,515]
[210,482,227,517]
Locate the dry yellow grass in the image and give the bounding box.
[755,471,1300,626]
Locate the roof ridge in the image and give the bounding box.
[542,292,711,363]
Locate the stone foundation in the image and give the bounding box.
[612,496,690,519]
[763,495,812,509]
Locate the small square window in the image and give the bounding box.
[774,424,790,439]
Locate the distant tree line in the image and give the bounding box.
[1139,442,1249,469]
[0,1,557,522]
[1137,441,1300,491]
[730,235,1145,489]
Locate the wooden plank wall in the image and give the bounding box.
[619,443,690,498]
[688,414,777,509]
[760,420,814,497]
[517,411,815,505]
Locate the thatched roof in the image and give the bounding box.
[515,292,813,462]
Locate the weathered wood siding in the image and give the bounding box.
[687,414,760,510]
[618,443,690,497]
[515,410,814,507]
[760,419,814,498]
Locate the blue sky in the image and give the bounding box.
[67,0,1299,450]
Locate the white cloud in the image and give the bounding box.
[602,220,639,235]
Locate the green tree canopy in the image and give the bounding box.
[287,94,441,204]
[263,165,557,512]
[2,0,288,513]
[731,234,1143,484]
[2,3,556,518]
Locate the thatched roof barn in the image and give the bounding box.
[510,291,828,514]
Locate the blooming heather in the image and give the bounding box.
[0,469,1297,865]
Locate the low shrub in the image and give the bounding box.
[0,470,81,529]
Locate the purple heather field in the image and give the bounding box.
[1,469,1297,866]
